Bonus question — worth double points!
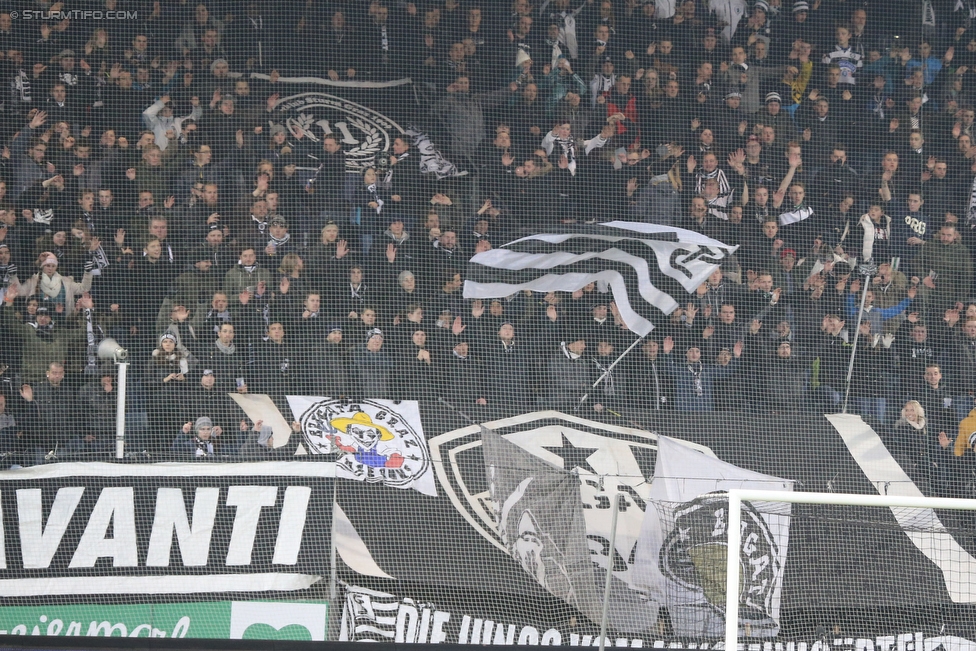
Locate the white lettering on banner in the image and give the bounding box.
[225,486,279,566]
[343,587,976,650]
[17,487,84,568]
[69,488,138,568]
[146,487,220,567]
[5,480,320,580]
[272,486,312,565]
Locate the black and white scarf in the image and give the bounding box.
[366,184,384,213]
[687,361,704,397]
[82,308,103,374]
[269,231,290,248]
[967,175,976,226]
[694,168,731,196]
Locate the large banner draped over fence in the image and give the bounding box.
[1,402,975,642]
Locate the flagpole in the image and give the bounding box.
[842,260,876,414]
[577,334,646,411]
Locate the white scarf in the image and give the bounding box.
[39,271,63,299]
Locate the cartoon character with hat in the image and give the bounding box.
[329,411,404,468]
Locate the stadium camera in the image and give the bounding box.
[97,337,128,363]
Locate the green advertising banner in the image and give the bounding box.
[0,601,328,640]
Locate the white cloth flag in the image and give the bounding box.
[632,436,793,638]
[464,222,737,336]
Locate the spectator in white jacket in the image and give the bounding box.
[142,94,203,150]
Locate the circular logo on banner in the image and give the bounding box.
[273,92,403,171]
[658,493,781,631]
[299,398,429,487]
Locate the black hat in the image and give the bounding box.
[190,247,211,264]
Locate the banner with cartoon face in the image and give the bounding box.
[286,397,436,497]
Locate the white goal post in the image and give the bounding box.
[724,490,976,650]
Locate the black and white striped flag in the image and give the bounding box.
[463,222,736,336]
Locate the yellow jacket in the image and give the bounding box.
[953,409,976,457]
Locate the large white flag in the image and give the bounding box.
[463,223,736,336]
[632,436,793,638]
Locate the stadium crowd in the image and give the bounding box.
[0,0,972,490]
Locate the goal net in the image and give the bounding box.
[724,490,976,647]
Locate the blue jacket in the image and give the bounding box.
[664,355,738,412]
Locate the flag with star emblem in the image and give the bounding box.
[481,426,605,626]
[463,222,736,336]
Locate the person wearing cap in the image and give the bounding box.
[715,89,752,151]
[238,419,302,460]
[389,274,427,332]
[258,123,291,163]
[2,283,88,384]
[172,247,221,315]
[731,1,772,50]
[546,336,595,411]
[589,335,631,414]
[773,1,814,58]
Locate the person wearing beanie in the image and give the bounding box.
[146,330,197,449]
[238,420,302,459]
[174,415,221,458]
[16,251,94,318]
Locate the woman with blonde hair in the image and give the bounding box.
[887,400,940,495]
[274,253,310,308]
